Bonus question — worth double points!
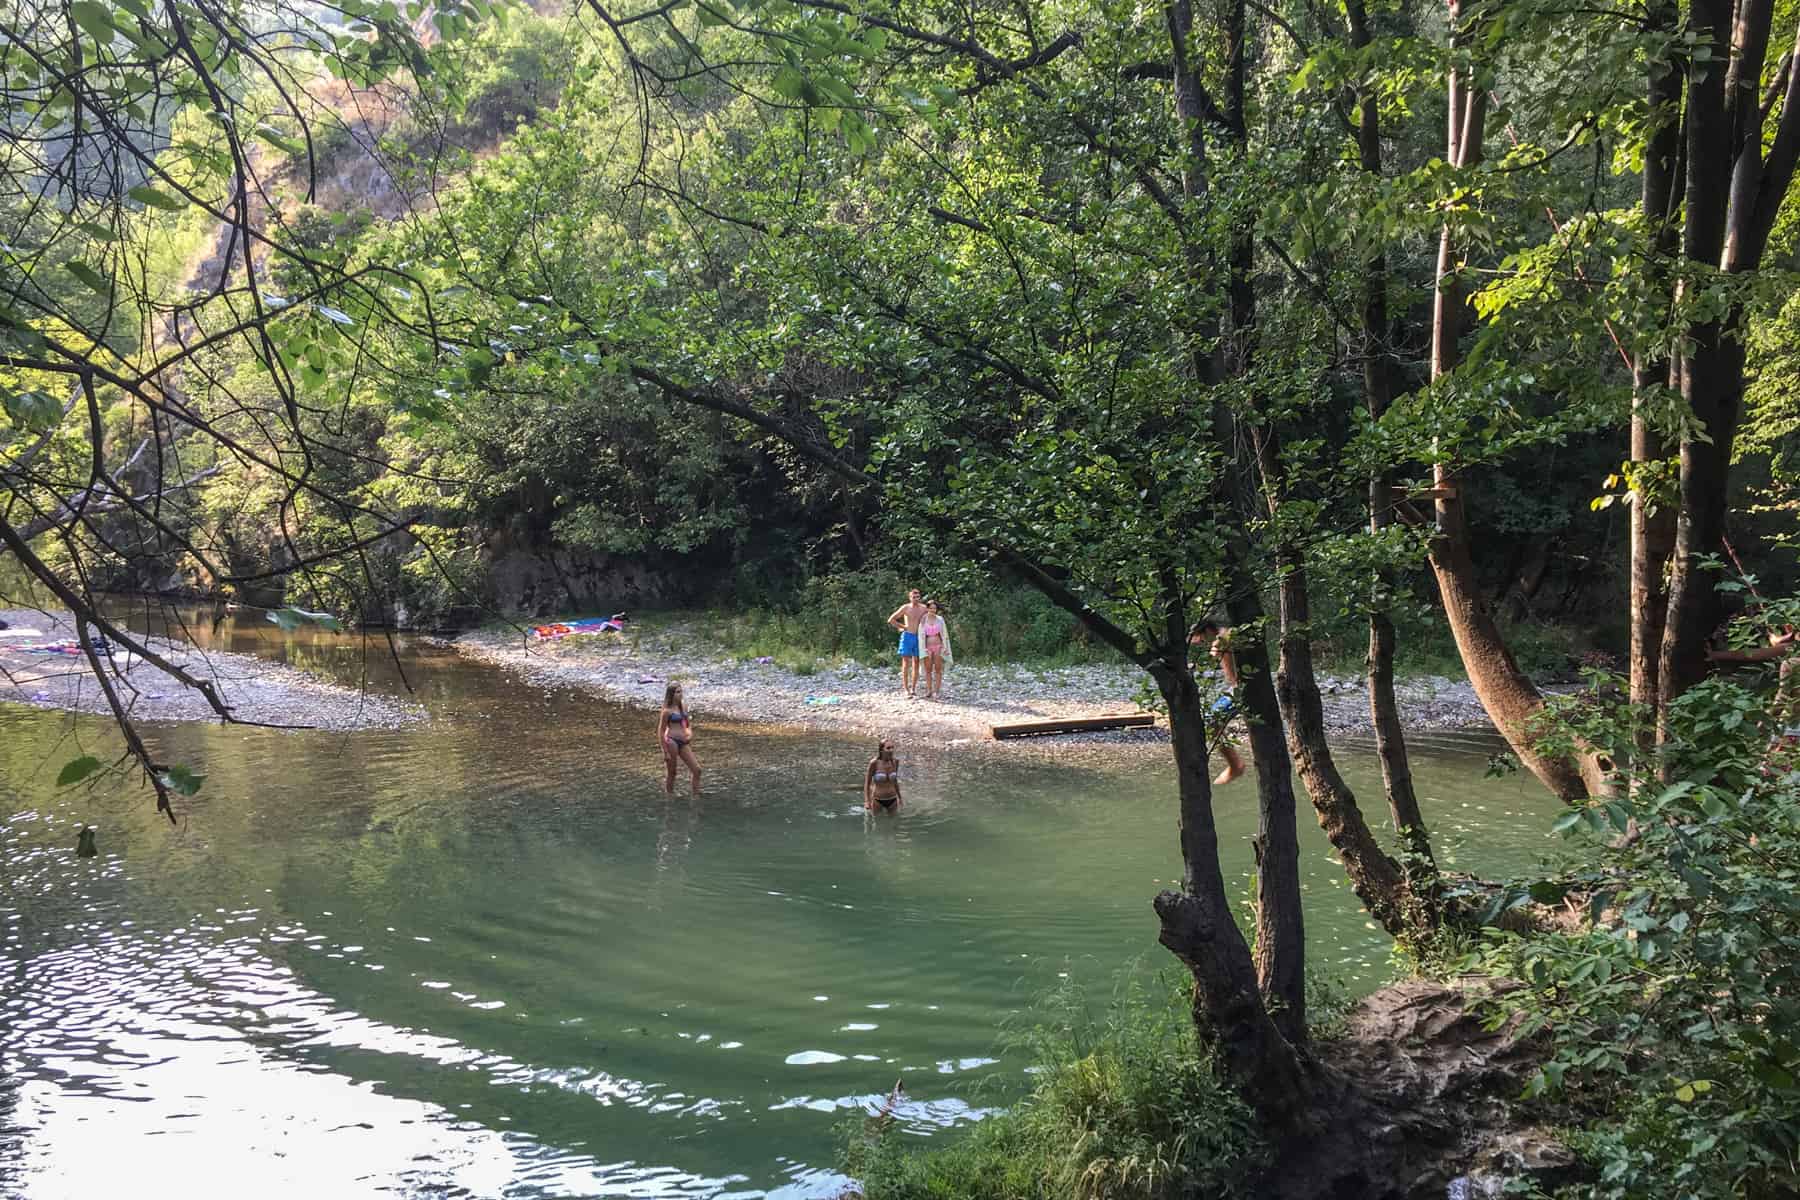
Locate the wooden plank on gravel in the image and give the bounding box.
[990,713,1156,739]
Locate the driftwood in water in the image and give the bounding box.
[989,713,1155,739]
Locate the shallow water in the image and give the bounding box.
[0,612,1566,1198]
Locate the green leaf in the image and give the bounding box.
[3,388,63,431]
[127,184,185,211]
[77,221,120,242]
[771,65,807,100]
[65,260,109,293]
[253,123,306,156]
[1752,1062,1797,1091]
[69,1,117,41]
[1528,879,1567,904]
[56,755,104,786]
[159,765,205,796]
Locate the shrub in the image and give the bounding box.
[1457,661,1800,1198]
[844,977,1265,1200]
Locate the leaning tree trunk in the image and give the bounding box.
[1426,0,1607,803]
[1274,553,1412,933]
[1246,416,1413,935]
[1659,0,1800,714]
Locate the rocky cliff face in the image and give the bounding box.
[483,545,716,619]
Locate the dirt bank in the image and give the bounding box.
[0,607,425,731]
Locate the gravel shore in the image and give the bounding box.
[453,619,1495,750]
[0,607,425,731]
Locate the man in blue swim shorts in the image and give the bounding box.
[887,587,928,698]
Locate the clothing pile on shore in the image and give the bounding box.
[530,613,627,641]
[0,635,112,657]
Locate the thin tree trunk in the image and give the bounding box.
[1274,548,1411,933]
[1345,0,1428,856]
[1629,0,1682,717]
[1220,559,1309,1041]
[1426,0,1605,802]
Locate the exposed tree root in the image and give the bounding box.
[1255,980,1580,1200]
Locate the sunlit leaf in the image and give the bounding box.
[159,765,205,796]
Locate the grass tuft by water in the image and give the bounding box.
[843,974,1266,1200]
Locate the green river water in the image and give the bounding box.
[0,613,1566,1198]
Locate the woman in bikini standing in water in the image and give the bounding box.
[658,683,702,796]
[864,739,902,812]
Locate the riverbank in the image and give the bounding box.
[0,607,426,731]
[453,617,1495,747]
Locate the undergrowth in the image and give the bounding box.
[842,975,1266,1200]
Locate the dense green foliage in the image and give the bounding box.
[1437,609,1800,1197]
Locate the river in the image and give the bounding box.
[0,612,1565,1198]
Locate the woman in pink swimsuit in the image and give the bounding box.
[919,600,951,700]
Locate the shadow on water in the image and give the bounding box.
[0,607,1568,1198]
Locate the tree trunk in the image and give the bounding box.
[1426,0,1605,803]
[1659,4,1800,711]
[1275,555,1412,933]
[1243,398,1413,931]
[989,554,1316,1126]
[1629,0,1682,716]
[1344,0,1429,857]
[1164,0,1310,1043]
[1153,663,1315,1127]
[1658,0,1738,708]
[1216,568,1309,1041]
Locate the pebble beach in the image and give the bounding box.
[453,618,1496,751]
[0,607,426,731]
